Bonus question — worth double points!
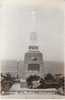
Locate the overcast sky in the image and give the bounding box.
[0,0,64,62]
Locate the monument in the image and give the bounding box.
[23,10,44,79]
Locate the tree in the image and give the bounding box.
[44,73,55,81]
[1,73,16,94]
[26,75,44,89]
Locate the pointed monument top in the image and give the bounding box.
[30,32,37,42]
[32,9,37,32]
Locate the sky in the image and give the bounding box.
[0,0,64,62]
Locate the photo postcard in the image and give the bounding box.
[0,0,65,99]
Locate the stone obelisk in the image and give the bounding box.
[23,9,44,79]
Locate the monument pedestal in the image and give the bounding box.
[23,45,44,79]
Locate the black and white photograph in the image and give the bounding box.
[0,0,65,99]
